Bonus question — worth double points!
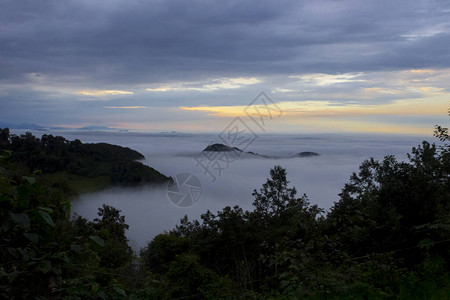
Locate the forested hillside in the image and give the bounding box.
[0,129,169,194]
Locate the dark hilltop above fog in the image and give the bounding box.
[202,143,269,158]
[295,151,320,157]
[203,143,242,152]
[202,143,319,158]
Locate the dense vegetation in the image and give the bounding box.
[0,152,136,298]
[0,129,169,194]
[0,124,449,299]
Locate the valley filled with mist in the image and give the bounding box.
[18,130,428,250]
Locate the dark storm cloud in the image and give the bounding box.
[2,0,450,86]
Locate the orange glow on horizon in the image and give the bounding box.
[179,94,448,135]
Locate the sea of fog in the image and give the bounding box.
[12,130,432,251]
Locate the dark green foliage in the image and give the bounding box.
[0,128,10,148]
[0,152,140,299]
[0,129,169,193]
[165,253,235,299]
[92,205,133,269]
[0,131,169,298]
[140,233,189,274]
[434,109,449,142]
[111,160,168,186]
[328,142,449,263]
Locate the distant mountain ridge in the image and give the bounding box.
[0,122,46,130]
[79,126,117,131]
[0,122,119,131]
[202,143,319,158]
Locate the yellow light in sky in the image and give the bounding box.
[179,93,448,135]
[410,69,435,74]
[180,94,448,118]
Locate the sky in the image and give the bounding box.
[1,0,449,134]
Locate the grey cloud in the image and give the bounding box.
[2,0,450,86]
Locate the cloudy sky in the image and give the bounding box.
[1,0,449,134]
